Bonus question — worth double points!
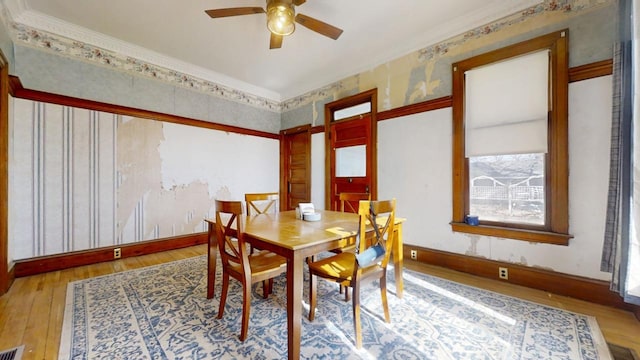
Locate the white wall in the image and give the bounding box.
[312,76,614,280]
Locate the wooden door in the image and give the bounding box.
[329,116,373,210]
[280,126,311,210]
[325,89,377,211]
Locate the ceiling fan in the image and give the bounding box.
[205,0,343,49]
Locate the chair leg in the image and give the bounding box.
[339,283,350,301]
[305,255,315,267]
[308,273,317,321]
[380,274,390,323]
[217,273,230,319]
[239,280,252,341]
[262,279,271,299]
[352,281,362,349]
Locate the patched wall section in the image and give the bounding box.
[280,0,615,129]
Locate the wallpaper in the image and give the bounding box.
[9,98,117,258]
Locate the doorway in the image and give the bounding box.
[325,89,377,210]
[280,125,311,210]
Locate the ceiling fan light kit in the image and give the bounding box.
[205,0,342,49]
[266,0,295,36]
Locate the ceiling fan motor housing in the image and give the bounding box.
[204,0,341,49]
[266,0,295,36]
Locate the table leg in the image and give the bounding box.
[207,222,217,299]
[286,252,303,359]
[392,223,404,298]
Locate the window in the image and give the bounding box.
[469,154,545,225]
[451,30,572,245]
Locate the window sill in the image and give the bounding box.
[450,222,572,245]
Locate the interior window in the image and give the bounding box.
[451,29,571,245]
[333,102,371,121]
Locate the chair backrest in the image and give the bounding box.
[339,192,371,213]
[245,192,279,216]
[356,199,396,267]
[215,200,251,277]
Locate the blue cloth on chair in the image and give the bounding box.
[355,243,385,267]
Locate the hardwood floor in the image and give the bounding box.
[0,244,638,359]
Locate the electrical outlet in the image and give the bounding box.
[114,248,121,259]
[410,250,417,260]
[499,267,508,280]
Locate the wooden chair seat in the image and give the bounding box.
[227,251,286,278]
[307,251,382,283]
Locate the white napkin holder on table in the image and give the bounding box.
[297,203,321,221]
[303,212,321,221]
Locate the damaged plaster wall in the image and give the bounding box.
[281,1,614,129]
[116,117,220,242]
[117,117,279,243]
[9,100,279,259]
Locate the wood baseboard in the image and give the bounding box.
[14,233,207,277]
[404,246,640,317]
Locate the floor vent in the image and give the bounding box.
[609,343,640,360]
[0,346,24,360]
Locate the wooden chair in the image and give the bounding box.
[339,192,371,213]
[245,192,279,253]
[336,192,371,300]
[307,199,396,349]
[245,192,279,216]
[214,199,286,341]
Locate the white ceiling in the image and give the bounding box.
[6,0,540,102]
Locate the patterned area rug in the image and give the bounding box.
[59,255,612,359]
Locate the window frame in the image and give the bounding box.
[451,29,572,245]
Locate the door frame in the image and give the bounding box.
[0,49,11,295]
[324,88,378,209]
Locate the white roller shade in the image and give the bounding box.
[465,50,550,157]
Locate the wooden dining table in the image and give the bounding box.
[205,209,405,360]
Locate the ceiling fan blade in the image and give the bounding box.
[205,7,265,18]
[270,33,283,49]
[293,0,306,5]
[295,13,343,40]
